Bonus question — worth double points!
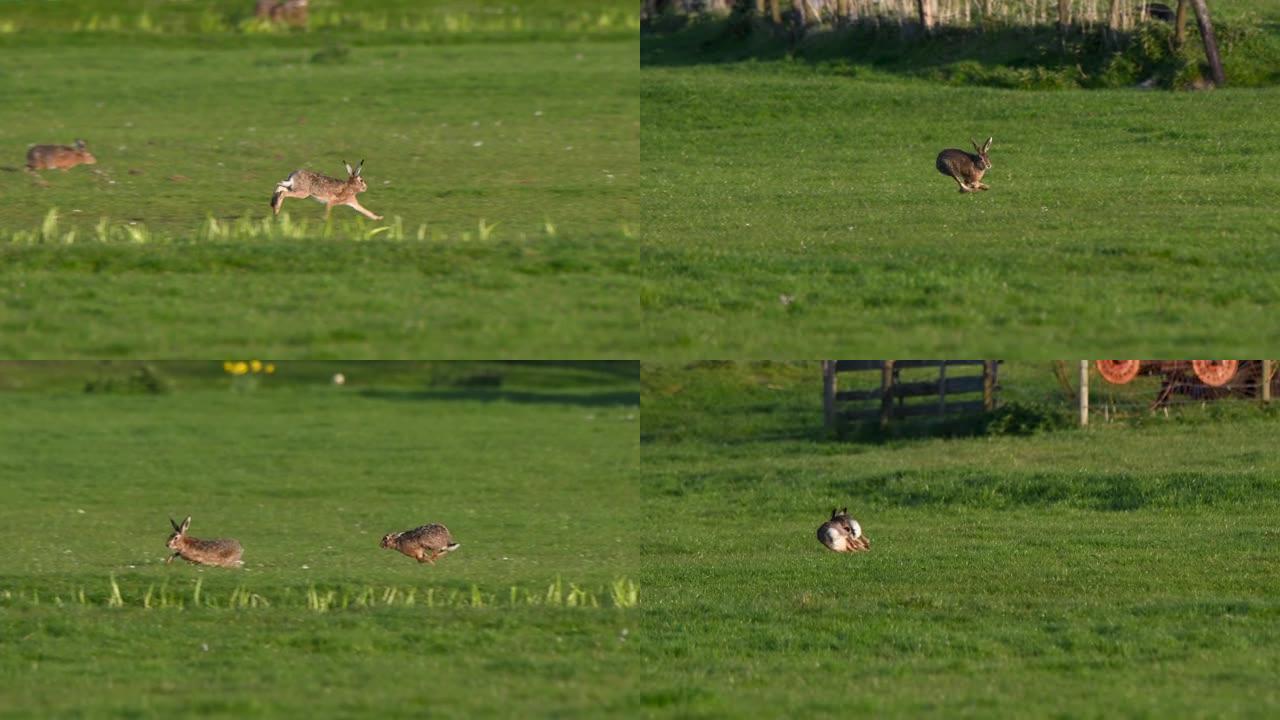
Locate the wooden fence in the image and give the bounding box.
[822,360,1000,430]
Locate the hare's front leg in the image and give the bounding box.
[347,199,382,221]
[165,552,181,565]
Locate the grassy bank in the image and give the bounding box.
[0,362,641,716]
[636,361,1280,715]
[0,2,637,357]
[641,64,1280,356]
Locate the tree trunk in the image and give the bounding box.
[1174,0,1188,48]
[769,0,782,23]
[1107,0,1122,30]
[1187,0,1225,86]
[916,0,934,31]
[1058,0,1071,33]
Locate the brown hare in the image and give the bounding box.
[817,507,870,553]
[936,137,993,193]
[165,516,244,567]
[26,139,97,171]
[381,523,459,565]
[270,159,382,220]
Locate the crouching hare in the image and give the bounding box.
[26,139,97,171]
[936,137,993,193]
[817,507,870,553]
[166,516,243,567]
[271,159,382,220]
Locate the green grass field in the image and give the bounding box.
[641,44,1280,356]
[637,362,1280,715]
[0,361,641,716]
[0,1,637,357]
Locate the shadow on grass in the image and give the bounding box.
[358,388,639,408]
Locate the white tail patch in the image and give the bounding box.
[445,543,460,551]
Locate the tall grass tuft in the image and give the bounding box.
[107,574,124,608]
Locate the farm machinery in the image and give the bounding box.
[1094,360,1278,406]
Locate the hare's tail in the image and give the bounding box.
[444,542,460,552]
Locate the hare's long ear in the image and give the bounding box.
[982,137,993,153]
[840,507,848,516]
[179,516,191,534]
[343,160,353,176]
[355,159,364,177]
[831,507,839,520]
[970,138,981,153]
[169,517,181,533]
[74,139,86,150]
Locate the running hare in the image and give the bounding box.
[817,507,870,553]
[271,159,382,220]
[165,516,244,567]
[26,139,97,171]
[381,523,459,565]
[936,137,993,193]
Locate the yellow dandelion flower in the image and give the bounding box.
[233,361,248,376]
[266,363,276,374]
[251,359,263,373]
[223,361,234,373]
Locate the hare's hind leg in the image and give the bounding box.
[950,174,974,193]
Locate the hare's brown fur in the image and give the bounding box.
[166,516,243,568]
[817,508,870,553]
[270,159,381,220]
[381,523,459,565]
[26,139,97,171]
[936,137,993,193]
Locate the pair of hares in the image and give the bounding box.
[936,137,993,193]
[26,139,97,171]
[817,508,870,553]
[164,516,459,568]
[271,159,382,220]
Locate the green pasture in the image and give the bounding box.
[637,361,1280,715]
[641,63,1280,355]
[0,361,640,716]
[0,1,637,357]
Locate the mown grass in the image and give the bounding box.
[0,7,636,357]
[641,66,1280,356]
[636,361,1280,716]
[0,361,640,717]
[1,237,636,357]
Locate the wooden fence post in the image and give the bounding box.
[982,360,996,411]
[1079,360,1089,426]
[880,361,895,429]
[1263,360,1273,404]
[823,361,838,431]
[1188,0,1226,86]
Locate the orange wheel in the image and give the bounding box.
[1191,360,1238,387]
[1096,360,1142,384]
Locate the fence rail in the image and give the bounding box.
[823,360,1000,430]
